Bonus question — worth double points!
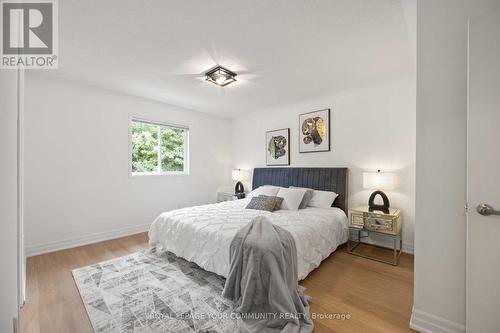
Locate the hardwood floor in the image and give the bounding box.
[20,233,415,333]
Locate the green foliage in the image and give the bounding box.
[131,122,158,172]
[131,121,185,173]
[160,127,185,172]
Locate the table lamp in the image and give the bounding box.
[232,169,249,198]
[363,170,396,214]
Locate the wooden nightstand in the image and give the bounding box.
[348,205,403,265]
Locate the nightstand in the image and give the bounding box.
[347,205,403,265]
[217,191,241,202]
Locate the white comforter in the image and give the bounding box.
[148,198,349,280]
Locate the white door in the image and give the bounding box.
[467,7,500,333]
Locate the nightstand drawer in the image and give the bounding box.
[364,215,395,233]
[364,212,401,235]
[349,212,365,228]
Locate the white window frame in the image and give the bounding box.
[129,116,190,177]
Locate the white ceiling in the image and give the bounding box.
[51,0,415,118]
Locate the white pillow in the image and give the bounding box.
[308,190,339,208]
[276,188,307,211]
[289,186,315,209]
[247,186,281,198]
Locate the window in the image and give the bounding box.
[130,118,189,175]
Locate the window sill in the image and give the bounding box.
[130,172,190,178]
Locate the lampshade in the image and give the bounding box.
[363,171,396,190]
[232,169,249,182]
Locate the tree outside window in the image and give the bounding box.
[131,119,188,175]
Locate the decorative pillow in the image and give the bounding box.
[245,196,278,212]
[276,188,307,211]
[247,186,281,198]
[258,195,284,211]
[308,189,339,208]
[289,186,314,209]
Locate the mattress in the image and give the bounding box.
[148,198,349,280]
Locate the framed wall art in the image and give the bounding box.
[265,128,290,166]
[299,108,330,153]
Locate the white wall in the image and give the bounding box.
[232,77,416,252]
[413,1,467,330]
[24,72,233,255]
[412,1,499,332]
[0,71,20,331]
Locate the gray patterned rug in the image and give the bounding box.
[72,250,238,333]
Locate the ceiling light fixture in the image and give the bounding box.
[205,65,237,87]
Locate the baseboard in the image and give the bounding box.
[25,223,151,257]
[410,307,465,333]
[402,242,414,254]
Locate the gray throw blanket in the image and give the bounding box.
[222,216,314,333]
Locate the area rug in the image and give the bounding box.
[72,250,238,333]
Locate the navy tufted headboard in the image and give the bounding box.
[252,167,348,213]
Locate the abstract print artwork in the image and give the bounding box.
[265,128,290,166]
[299,109,330,153]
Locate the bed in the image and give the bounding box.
[149,167,349,280]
